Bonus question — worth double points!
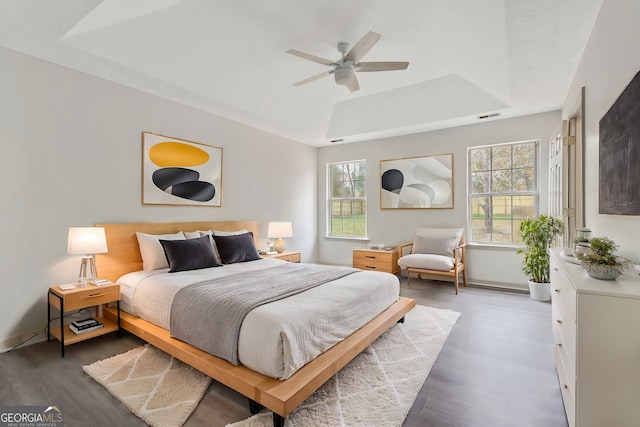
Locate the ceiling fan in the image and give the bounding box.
[287,31,409,92]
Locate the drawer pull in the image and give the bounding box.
[366,265,376,269]
[563,384,568,389]
[553,268,559,271]
[556,319,563,324]
[557,343,563,348]
[365,256,376,259]
[88,293,103,297]
[554,289,560,293]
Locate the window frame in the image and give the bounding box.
[326,159,368,240]
[467,140,539,246]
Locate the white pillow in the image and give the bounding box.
[212,229,248,236]
[136,231,185,270]
[183,230,202,239]
[398,254,455,271]
[411,228,463,257]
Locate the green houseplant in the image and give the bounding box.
[578,236,631,280]
[517,215,563,301]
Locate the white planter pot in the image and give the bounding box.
[528,280,551,301]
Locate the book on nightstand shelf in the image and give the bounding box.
[69,318,103,334]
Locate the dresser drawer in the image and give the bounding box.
[552,295,576,373]
[555,346,576,427]
[550,258,577,321]
[353,250,399,274]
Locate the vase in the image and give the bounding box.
[528,280,551,301]
[582,262,623,280]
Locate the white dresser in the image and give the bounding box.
[550,248,640,427]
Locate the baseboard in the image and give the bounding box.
[0,331,47,353]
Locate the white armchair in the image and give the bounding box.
[397,227,467,294]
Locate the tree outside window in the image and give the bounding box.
[469,141,538,243]
[328,160,367,238]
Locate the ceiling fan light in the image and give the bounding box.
[334,67,354,85]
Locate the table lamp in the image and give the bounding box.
[67,227,108,287]
[267,222,293,253]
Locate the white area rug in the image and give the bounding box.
[227,305,461,427]
[83,344,211,427]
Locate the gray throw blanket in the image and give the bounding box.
[169,263,357,365]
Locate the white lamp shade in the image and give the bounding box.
[68,227,108,255]
[267,222,293,239]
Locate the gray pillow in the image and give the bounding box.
[159,235,222,272]
[411,228,463,257]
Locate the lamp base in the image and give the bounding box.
[274,238,286,253]
[77,255,97,288]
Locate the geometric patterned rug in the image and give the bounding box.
[83,344,211,427]
[226,305,461,427]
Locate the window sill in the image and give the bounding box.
[467,242,522,251]
[324,236,370,242]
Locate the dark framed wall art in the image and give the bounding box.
[599,70,640,215]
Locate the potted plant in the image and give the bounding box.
[578,236,631,280]
[517,215,563,301]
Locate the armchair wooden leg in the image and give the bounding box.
[454,274,459,295]
[462,269,467,287]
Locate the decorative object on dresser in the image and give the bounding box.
[267,221,293,253]
[550,248,640,427]
[576,236,632,280]
[142,132,222,207]
[380,153,453,209]
[517,215,563,301]
[67,227,109,287]
[397,227,466,294]
[47,282,120,357]
[353,248,399,274]
[571,227,592,258]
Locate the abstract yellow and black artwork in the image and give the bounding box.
[142,132,222,206]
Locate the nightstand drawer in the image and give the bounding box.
[353,249,399,274]
[49,285,120,311]
[550,257,576,320]
[277,252,301,263]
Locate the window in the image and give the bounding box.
[327,160,367,238]
[468,140,538,244]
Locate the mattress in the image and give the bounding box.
[117,258,400,379]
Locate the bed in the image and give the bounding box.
[96,221,415,427]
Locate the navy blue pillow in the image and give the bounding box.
[211,232,260,264]
[159,235,221,272]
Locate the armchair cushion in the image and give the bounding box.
[398,254,455,271]
[411,227,463,257]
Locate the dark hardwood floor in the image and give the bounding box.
[0,277,567,426]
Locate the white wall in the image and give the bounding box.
[562,0,640,262]
[0,47,317,350]
[317,111,561,288]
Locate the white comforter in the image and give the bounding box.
[117,258,400,379]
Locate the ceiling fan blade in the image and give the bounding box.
[287,49,334,66]
[357,61,410,72]
[344,31,381,64]
[347,74,360,92]
[293,70,331,86]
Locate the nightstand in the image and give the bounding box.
[353,248,400,274]
[47,283,121,357]
[261,251,301,263]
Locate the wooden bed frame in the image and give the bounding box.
[95,221,415,427]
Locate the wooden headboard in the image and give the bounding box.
[95,221,259,282]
